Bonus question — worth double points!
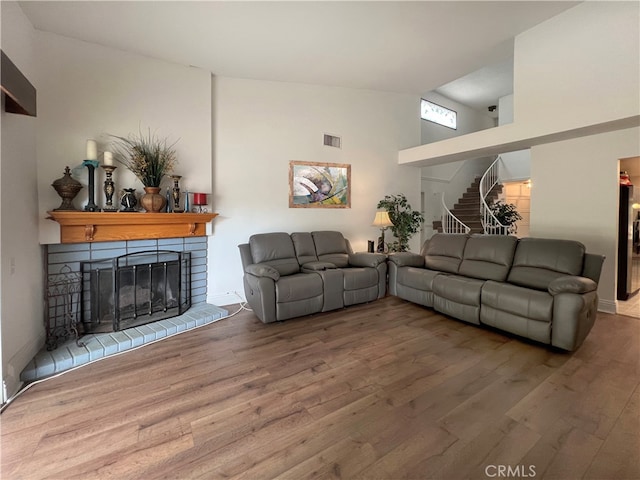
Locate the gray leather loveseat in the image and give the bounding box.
[239,231,387,323]
[388,233,605,351]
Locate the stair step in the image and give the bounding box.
[462,192,481,199]
[454,205,480,211]
[454,215,482,222]
[456,197,480,205]
[433,218,483,227]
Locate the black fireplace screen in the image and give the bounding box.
[81,250,191,332]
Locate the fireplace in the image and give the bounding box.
[81,250,191,333]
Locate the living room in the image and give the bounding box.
[1,1,639,477]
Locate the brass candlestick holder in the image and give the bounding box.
[101,165,118,211]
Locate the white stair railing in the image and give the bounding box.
[479,156,510,235]
[441,192,470,234]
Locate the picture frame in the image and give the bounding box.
[289,161,351,208]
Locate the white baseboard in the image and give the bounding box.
[598,299,617,314]
[207,291,245,307]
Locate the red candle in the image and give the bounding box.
[193,192,207,205]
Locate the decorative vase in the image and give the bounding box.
[140,186,166,213]
[52,166,83,211]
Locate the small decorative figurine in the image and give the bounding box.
[120,188,138,212]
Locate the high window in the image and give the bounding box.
[420,99,457,130]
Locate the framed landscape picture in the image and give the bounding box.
[289,161,351,208]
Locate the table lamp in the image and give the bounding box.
[372,211,394,252]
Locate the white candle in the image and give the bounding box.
[86,140,97,160]
[103,151,113,166]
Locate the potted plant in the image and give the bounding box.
[489,200,522,233]
[377,194,424,252]
[111,129,178,212]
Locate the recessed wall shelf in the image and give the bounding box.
[47,211,218,244]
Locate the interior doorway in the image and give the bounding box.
[617,156,640,318]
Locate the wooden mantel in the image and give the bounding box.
[47,211,218,244]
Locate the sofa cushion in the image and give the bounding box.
[433,274,484,307]
[291,232,318,265]
[508,238,585,290]
[343,268,378,291]
[459,234,518,282]
[276,273,324,302]
[481,280,553,323]
[424,234,469,274]
[249,232,300,276]
[433,274,484,325]
[397,267,441,292]
[312,231,350,267]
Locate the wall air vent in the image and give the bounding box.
[323,134,341,149]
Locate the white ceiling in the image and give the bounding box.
[18,1,578,114]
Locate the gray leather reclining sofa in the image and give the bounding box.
[238,231,387,323]
[388,233,605,351]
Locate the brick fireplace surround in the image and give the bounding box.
[21,236,228,382]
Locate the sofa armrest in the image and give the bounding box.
[348,253,387,268]
[548,275,597,295]
[245,264,280,281]
[301,261,337,271]
[387,252,425,268]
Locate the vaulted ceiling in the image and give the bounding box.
[19,1,578,113]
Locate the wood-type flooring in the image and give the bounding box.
[1,296,638,479]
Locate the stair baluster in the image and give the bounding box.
[440,192,470,234]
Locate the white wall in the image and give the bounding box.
[514,1,640,132]
[497,94,530,181]
[0,1,42,401]
[35,32,213,244]
[209,77,421,304]
[530,127,640,313]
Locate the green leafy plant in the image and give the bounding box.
[489,200,522,232]
[377,194,424,252]
[111,129,178,187]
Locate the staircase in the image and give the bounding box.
[433,177,502,234]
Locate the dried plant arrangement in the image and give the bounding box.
[110,129,178,187]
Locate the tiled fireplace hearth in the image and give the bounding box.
[21,236,228,382]
[46,237,209,344]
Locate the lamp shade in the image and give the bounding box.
[372,211,394,228]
